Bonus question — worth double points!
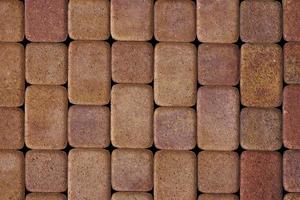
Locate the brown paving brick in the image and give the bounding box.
[240,0,282,43]
[25,150,67,193]
[0,151,24,200]
[68,149,110,200]
[68,105,110,148]
[154,0,196,42]
[112,149,153,191]
[199,194,239,200]
[154,107,196,150]
[240,44,282,107]
[283,85,300,149]
[240,108,282,151]
[111,84,153,148]
[284,42,300,84]
[0,108,24,149]
[111,0,153,41]
[154,150,197,200]
[0,0,24,42]
[283,0,300,41]
[240,151,282,200]
[26,193,66,200]
[154,42,197,106]
[198,151,239,193]
[198,44,239,86]
[197,0,239,43]
[0,43,24,107]
[112,41,153,84]
[197,86,239,151]
[25,0,67,42]
[112,192,153,200]
[68,41,110,105]
[284,193,300,200]
[25,43,67,85]
[25,85,67,149]
[284,150,300,192]
[68,0,110,40]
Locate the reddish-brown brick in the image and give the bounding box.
[26,193,66,200]
[284,150,300,192]
[284,42,300,84]
[283,0,300,41]
[199,194,239,200]
[112,192,153,200]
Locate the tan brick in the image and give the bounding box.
[284,193,300,200]
[112,192,153,200]
[199,194,239,200]
[26,193,66,200]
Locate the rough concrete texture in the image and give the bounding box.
[197,0,239,43]
[284,150,300,192]
[154,42,197,106]
[284,42,300,84]
[68,41,110,105]
[68,0,110,40]
[198,44,239,86]
[240,44,282,107]
[240,0,282,43]
[25,86,68,149]
[25,43,67,85]
[240,108,282,151]
[68,149,110,200]
[154,107,196,150]
[25,150,67,193]
[197,86,239,150]
[154,0,196,42]
[26,193,66,200]
[199,194,239,200]
[112,41,153,84]
[112,192,153,200]
[240,151,282,200]
[283,0,300,41]
[0,43,24,107]
[112,149,153,191]
[154,150,197,200]
[111,84,153,148]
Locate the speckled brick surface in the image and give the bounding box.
[284,150,300,192]
[112,192,153,200]
[199,194,239,200]
[284,42,300,84]
[26,193,66,200]
[283,0,300,41]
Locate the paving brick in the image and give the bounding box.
[112,192,152,200]
[240,108,282,151]
[154,0,196,42]
[0,43,24,107]
[198,151,239,193]
[240,44,282,107]
[284,150,300,192]
[240,0,282,43]
[198,44,239,86]
[240,151,282,200]
[112,42,153,84]
[112,149,153,191]
[68,0,110,40]
[154,42,197,106]
[154,150,197,200]
[199,194,239,200]
[111,84,153,148]
[284,193,300,200]
[283,0,300,41]
[25,43,67,85]
[0,0,24,42]
[154,107,196,150]
[0,151,24,200]
[26,193,66,200]
[68,41,110,105]
[25,85,68,149]
[25,150,67,193]
[68,105,110,148]
[68,149,110,200]
[25,0,67,42]
[197,86,239,150]
[0,108,24,149]
[197,0,239,43]
[111,0,153,41]
[283,85,300,149]
[284,42,300,84]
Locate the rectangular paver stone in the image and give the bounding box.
[68,149,110,200]
[154,150,197,200]
[26,193,66,200]
[283,0,300,41]
[112,192,153,200]
[241,44,282,107]
[25,85,68,149]
[240,151,282,200]
[284,150,300,192]
[197,86,239,150]
[284,42,300,84]
[154,42,197,106]
[284,193,300,200]
[111,84,153,148]
[199,194,239,200]
[68,41,110,105]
